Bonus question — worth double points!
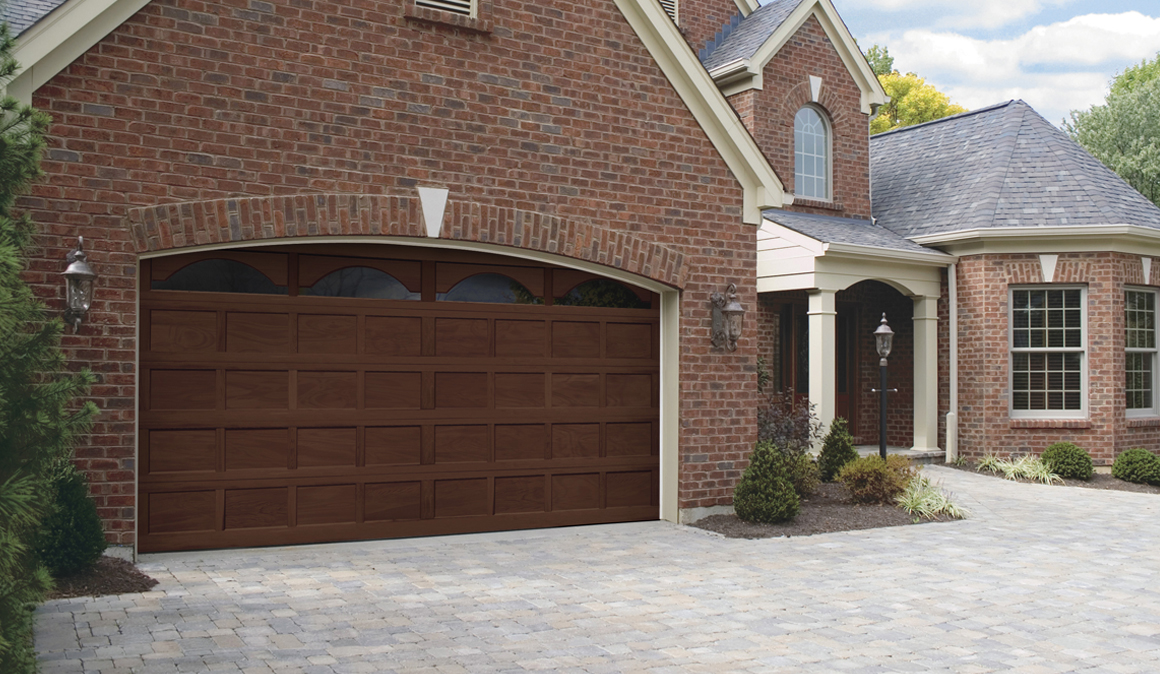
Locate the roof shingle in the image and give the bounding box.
[762,210,938,254]
[701,0,807,71]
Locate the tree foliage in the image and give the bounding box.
[1065,56,1160,208]
[871,71,968,135]
[0,23,98,673]
[865,44,894,77]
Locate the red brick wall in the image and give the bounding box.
[953,252,1160,465]
[24,0,759,543]
[727,16,871,220]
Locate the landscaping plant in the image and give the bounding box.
[896,475,969,520]
[733,441,801,523]
[996,455,1062,484]
[0,26,98,672]
[817,417,859,482]
[35,464,106,577]
[1041,442,1093,480]
[836,454,916,504]
[1112,448,1160,485]
[756,389,822,454]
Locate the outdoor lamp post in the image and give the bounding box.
[62,236,97,332]
[873,313,895,459]
[711,283,745,351]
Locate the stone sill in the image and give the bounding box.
[404,3,493,33]
[1009,419,1091,429]
[790,197,844,212]
[1128,417,1160,427]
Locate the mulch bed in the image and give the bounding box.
[690,481,952,539]
[47,556,159,600]
[943,461,1160,493]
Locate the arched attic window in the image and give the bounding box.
[794,106,830,201]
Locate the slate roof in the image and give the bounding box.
[701,0,807,71]
[1,0,68,36]
[870,100,1160,240]
[763,210,939,255]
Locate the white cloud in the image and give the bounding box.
[839,0,1071,29]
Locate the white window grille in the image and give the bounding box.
[1010,287,1086,417]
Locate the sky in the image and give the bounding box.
[830,0,1160,127]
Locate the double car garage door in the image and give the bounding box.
[139,245,660,552]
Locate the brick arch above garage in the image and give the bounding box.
[126,193,689,290]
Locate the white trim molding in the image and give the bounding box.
[912,225,1160,257]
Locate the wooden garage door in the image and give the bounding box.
[138,245,660,552]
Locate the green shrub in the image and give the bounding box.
[733,442,802,523]
[36,465,107,577]
[757,389,822,454]
[1041,442,1093,480]
[896,475,969,519]
[1112,448,1160,485]
[818,417,859,482]
[837,454,916,504]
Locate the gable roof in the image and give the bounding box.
[763,210,942,256]
[870,100,1160,242]
[699,0,886,114]
[2,0,68,35]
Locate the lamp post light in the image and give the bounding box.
[710,283,745,352]
[62,236,97,332]
[873,313,895,460]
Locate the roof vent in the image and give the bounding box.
[659,0,677,22]
[416,0,473,16]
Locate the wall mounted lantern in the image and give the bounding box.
[711,283,745,351]
[62,236,96,332]
[871,313,895,459]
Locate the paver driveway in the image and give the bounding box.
[35,466,1160,673]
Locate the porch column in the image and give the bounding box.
[912,295,940,452]
[808,289,837,438]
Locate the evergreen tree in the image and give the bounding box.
[0,24,97,673]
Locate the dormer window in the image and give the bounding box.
[794,106,830,201]
[416,0,474,16]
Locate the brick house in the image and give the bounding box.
[6,0,1160,556]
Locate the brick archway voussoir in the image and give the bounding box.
[126,193,686,289]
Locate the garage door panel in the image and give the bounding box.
[552,424,600,458]
[606,423,654,457]
[435,372,489,408]
[148,491,216,534]
[147,429,217,474]
[606,323,652,359]
[552,322,601,358]
[365,316,422,356]
[365,426,422,465]
[607,471,653,508]
[435,318,489,356]
[552,473,600,511]
[225,371,289,409]
[297,371,357,409]
[495,320,546,357]
[224,487,288,529]
[298,315,358,354]
[435,478,489,517]
[297,484,357,525]
[365,372,422,409]
[151,370,217,410]
[151,310,218,353]
[226,312,290,353]
[495,476,545,514]
[606,374,653,408]
[297,428,356,467]
[495,373,545,408]
[495,424,547,461]
[225,429,289,471]
[365,482,422,521]
[552,374,601,407]
[435,425,489,463]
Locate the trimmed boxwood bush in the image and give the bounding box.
[837,454,916,504]
[818,417,859,482]
[1041,442,1093,480]
[733,441,801,523]
[1112,448,1160,485]
[36,466,107,578]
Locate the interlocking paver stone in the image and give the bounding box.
[34,466,1160,672]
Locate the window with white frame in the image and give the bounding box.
[1010,287,1085,415]
[1126,288,1158,414]
[794,106,829,200]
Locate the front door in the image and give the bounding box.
[777,302,859,436]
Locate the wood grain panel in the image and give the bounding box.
[495,373,545,408]
[606,374,652,408]
[435,425,489,463]
[148,430,216,474]
[606,423,653,456]
[299,314,357,354]
[435,372,488,408]
[297,371,357,409]
[225,429,288,471]
[149,491,216,533]
[552,424,600,458]
[607,471,652,507]
[365,426,422,465]
[365,482,421,521]
[151,311,218,352]
[495,320,546,357]
[297,484,357,525]
[495,476,545,514]
[435,478,488,517]
[226,371,289,409]
[552,474,600,511]
[553,322,601,358]
[298,428,356,467]
[151,370,216,410]
[606,323,652,359]
[495,425,546,461]
[224,488,288,529]
[435,318,489,357]
[365,316,422,356]
[365,372,422,409]
[552,374,600,407]
[226,313,290,352]
[298,255,421,290]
